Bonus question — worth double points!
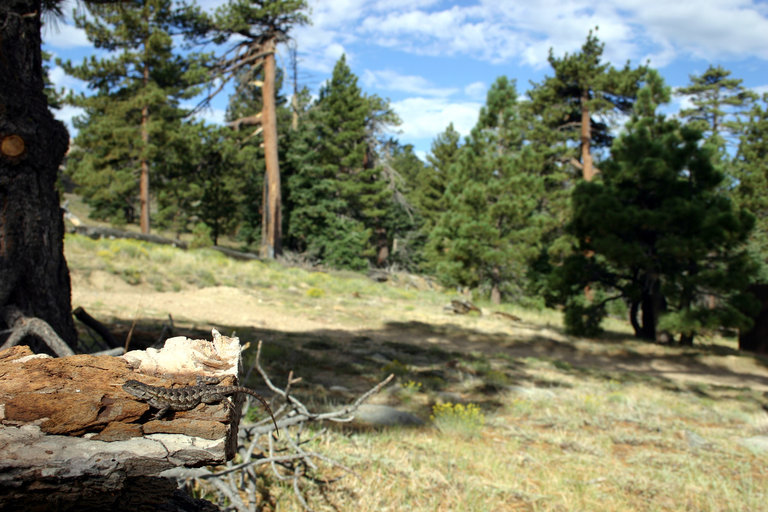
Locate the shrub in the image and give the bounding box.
[431,402,485,437]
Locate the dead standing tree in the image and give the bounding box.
[185,0,308,259]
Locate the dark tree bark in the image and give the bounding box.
[139,65,151,235]
[739,284,768,354]
[629,299,641,337]
[0,1,78,348]
[638,273,665,341]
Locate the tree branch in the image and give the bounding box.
[166,341,394,510]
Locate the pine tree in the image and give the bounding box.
[153,121,246,245]
[286,55,397,269]
[60,0,205,232]
[528,29,648,181]
[414,123,461,237]
[732,93,768,278]
[557,97,756,344]
[1,0,81,347]
[220,65,294,249]
[429,77,546,303]
[376,140,425,269]
[188,0,308,258]
[677,65,757,155]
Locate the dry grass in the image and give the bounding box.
[64,234,768,511]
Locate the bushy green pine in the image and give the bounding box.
[558,96,756,344]
[732,93,768,278]
[415,123,461,235]
[528,29,648,180]
[286,55,396,270]
[154,121,245,244]
[428,77,546,303]
[677,65,757,156]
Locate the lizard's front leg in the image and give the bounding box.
[148,399,171,420]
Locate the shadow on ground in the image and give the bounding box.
[83,314,768,420]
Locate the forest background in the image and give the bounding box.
[43,0,768,347]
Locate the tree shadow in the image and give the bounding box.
[87,312,768,418]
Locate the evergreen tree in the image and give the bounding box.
[153,121,246,245]
[376,140,425,269]
[677,65,757,155]
[429,77,546,303]
[221,65,294,249]
[286,55,397,270]
[732,93,768,278]
[528,29,648,181]
[181,0,308,257]
[60,0,205,231]
[1,0,84,347]
[556,99,756,344]
[414,123,461,237]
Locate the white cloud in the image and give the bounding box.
[362,69,458,97]
[48,64,87,95]
[464,81,486,100]
[43,21,89,49]
[294,0,768,70]
[390,97,480,141]
[752,84,768,97]
[53,105,85,136]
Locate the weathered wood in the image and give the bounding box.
[71,224,188,248]
[74,306,120,349]
[0,330,249,509]
[1,305,75,356]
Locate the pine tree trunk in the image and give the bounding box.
[580,89,595,181]
[491,267,501,304]
[0,0,78,347]
[629,299,641,337]
[260,38,281,258]
[639,273,664,341]
[139,61,150,234]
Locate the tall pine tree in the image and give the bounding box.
[732,93,768,278]
[180,0,308,257]
[429,77,546,303]
[60,0,205,232]
[528,29,648,181]
[556,90,756,344]
[677,65,757,156]
[286,55,397,269]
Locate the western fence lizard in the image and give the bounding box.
[122,378,279,433]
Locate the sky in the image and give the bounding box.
[43,0,768,160]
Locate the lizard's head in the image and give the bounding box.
[122,379,152,399]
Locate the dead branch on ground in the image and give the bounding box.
[0,306,75,357]
[168,341,394,511]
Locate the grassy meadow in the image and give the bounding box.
[64,234,768,511]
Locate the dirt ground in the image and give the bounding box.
[71,270,768,395]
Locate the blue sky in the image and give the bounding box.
[43,0,768,160]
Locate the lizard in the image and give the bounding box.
[122,377,279,434]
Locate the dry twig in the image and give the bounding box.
[170,341,394,511]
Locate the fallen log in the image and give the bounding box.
[0,329,250,510]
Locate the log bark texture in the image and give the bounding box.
[0,330,247,510]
